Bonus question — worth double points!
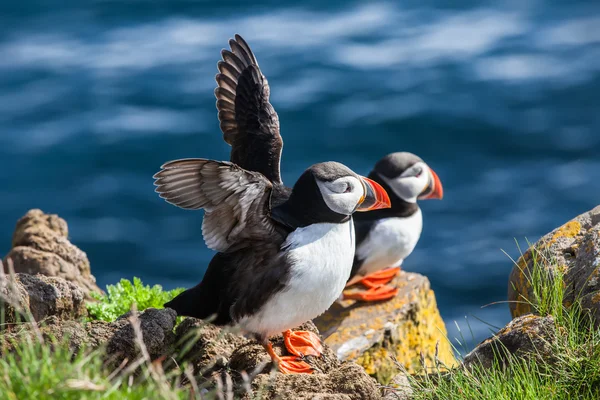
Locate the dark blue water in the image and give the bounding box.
[2,1,599,350]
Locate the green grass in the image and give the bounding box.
[86,278,184,322]
[405,244,600,400]
[0,334,193,400]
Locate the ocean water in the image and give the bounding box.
[1,0,599,350]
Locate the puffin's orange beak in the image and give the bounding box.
[356,177,391,211]
[418,168,443,200]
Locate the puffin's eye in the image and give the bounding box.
[414,168,423,178]
[343,183,352,193]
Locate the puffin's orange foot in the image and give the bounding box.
[343,284,399,302]
[264,342,313,374]
[360,267,401,288]
[276,356,314,374]
[284,330,323,357]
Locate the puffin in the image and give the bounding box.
[343,152,443,302]
[154,35,391,374]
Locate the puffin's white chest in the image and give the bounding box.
[356,209,423,276]
[241,220,355,337]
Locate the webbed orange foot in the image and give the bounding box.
[360,267,401,288]
[264,342,313,374]
[343,284,399,302]
[284,329,323,357]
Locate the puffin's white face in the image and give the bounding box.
[316,176,364,215]
[380,161,431,203]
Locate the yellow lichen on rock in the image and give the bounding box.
[314,272,456,384]
[356,288,455,383]
[549,221,581,243]
[509,219,584,319]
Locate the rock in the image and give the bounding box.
[0,316,102,356]
[12,208,69,244]
[0,272,86,324]
[3,209,102,298]
[172,319,381,399]
[0,308,177,367]
[382,373,414,400]
[247,363,380,400]
[508,205,600,323]
[314,271,456,383]
[174,317,249,375]
[106,308,177,365]
[463,314,556,370]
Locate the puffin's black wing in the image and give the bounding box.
[154,159,279,253]
[215,34,283,185]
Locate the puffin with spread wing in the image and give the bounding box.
[155,35,390,374]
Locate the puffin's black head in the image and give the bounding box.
[370,152,443,204]
[273,161,391,228]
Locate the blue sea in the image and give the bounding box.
[1,0,599,351]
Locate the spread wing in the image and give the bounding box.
[153,159,279,253]
[215,34,283,184]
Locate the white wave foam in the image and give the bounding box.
[535,16,600,47]
[1,3,591,75]
[93,106,202,136]
[0,2,598,148]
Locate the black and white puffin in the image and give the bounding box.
[343,152,443,302]
[154,35,391,374]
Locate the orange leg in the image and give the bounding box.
[283,329,323,357]
[264,342,313,374]
[343,284,399,302]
